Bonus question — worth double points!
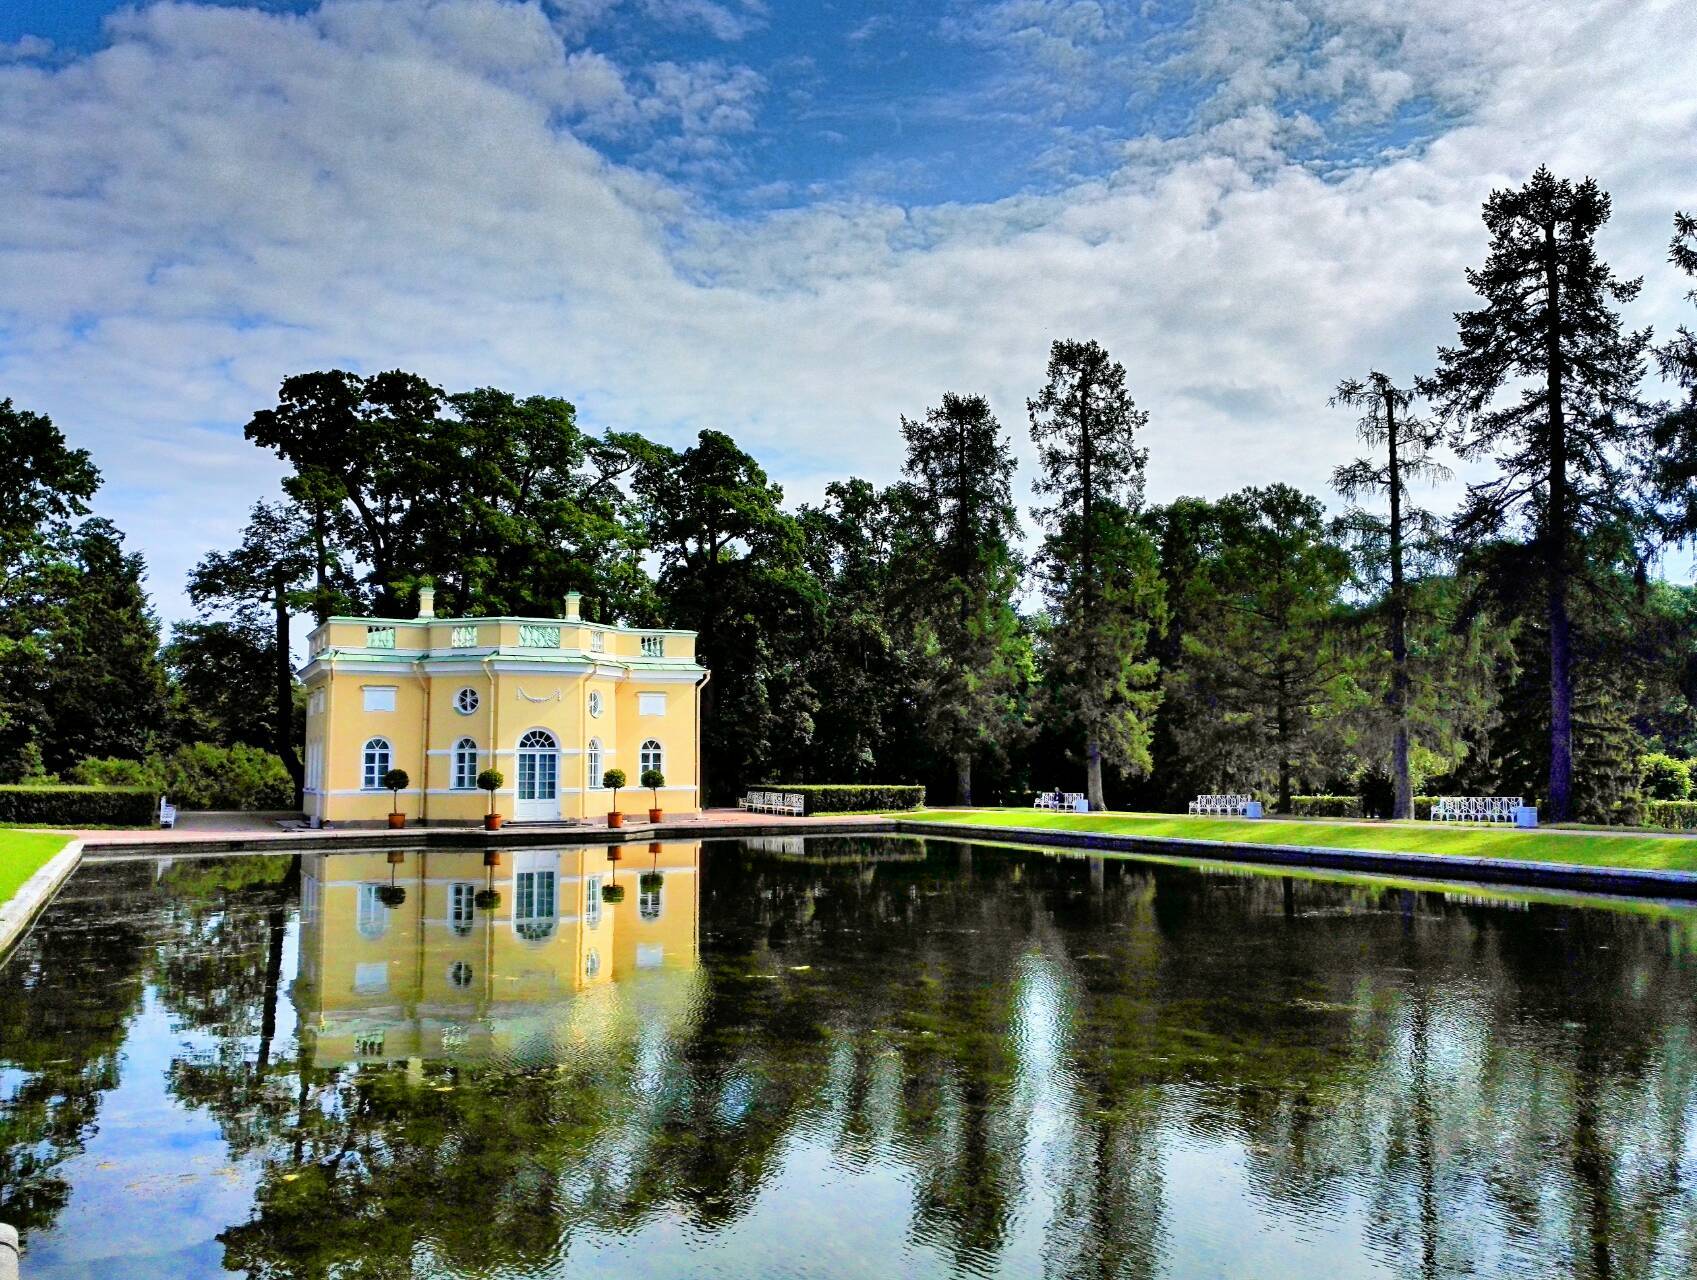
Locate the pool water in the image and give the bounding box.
[3,836,1696,1278]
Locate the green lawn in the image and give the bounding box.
[0,830,72,905]
[901,809,1697,873]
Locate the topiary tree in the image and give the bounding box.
[603,767,626,811]
[382,768,409,814]
[477,768,504,815]
[641,767,665,808]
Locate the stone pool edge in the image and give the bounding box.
[0,838,84,958]
[49,817,1697,901]
[891,819,1697,900]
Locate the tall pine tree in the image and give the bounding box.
[895,393,1027,804]
[1028,340,1165,810]
[1330,374,1449,818]
[1422,168,1651,821]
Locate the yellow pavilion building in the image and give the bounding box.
[292,842,703,1066]
[300,587,707,826]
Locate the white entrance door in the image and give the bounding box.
[515,729,560,821]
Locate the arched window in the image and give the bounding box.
[449,882,476,936]
[361,738,391,791]
[640,739,663,776]
[640,874,662,922]
[585,875,602,929]
[513,854,558,942]
[584,949,601,979]
[451,738,478,790]
[586,738,602,788]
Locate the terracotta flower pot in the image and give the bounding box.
[607,812,624,829]
[648,808,664,823]
[387,813,406,830]
[484,849,502,867]
[485,813,504,831]
[386,849,405,865]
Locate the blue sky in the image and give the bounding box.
[0,0,1694,620]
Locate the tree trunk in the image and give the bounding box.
[1385,385,1414,821]
[1276,674,1293,814]
[1543,224,1574,823]
[256,902,285,1076]
[1085,739,1105,811]
[273,571,304,810]
[954,752,972,806]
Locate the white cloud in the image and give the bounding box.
[1,0,1694,624]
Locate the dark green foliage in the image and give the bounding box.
[1028,339,1165,809]
[755,784,925,813]
[162,619,290,750]
[1423,168,1653,821]
[0,785,157,825]
[1289,795,1365,819]
[152,743,295,810]
[1651,211,1697,541]
[601,883,626,904]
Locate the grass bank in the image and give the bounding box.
[0,830,72,904]
[903,809,1697,873]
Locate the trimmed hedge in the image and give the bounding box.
[757,784,926,814]
[1289,795,1364,819]
[1644,800,1697,831]
[0,785,158,826]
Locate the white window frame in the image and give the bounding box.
[447,960,474,990]
[451,738,478,790]
[513,868,558,942]
[640,739,663,776]
[587,690,603,719]
[362,738,392,790]
[585,875,602,928]
[585,948,601,979]
[590,631,605,653]
[357,884,386,939]
[586,738,602,789]
[449,881,476,936]
[454,687,479,715]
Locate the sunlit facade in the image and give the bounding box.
[299,587,707,826]
[292,842,702,1066]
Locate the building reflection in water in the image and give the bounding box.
[292,842,701,1068]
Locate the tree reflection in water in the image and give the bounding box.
[1,837,1696,1278]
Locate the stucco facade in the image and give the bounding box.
[293,842,702,1066]
[300,588,707,826]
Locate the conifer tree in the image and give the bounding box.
[1331,374,1450,819]
[1652,211,1697,540]
[895,393,1026,804]
[1028,340,1165,810]
[1422,168,1651,821]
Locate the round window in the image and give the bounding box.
[448,960,473,989]
[587,691,603,719]
[454,687,479,715]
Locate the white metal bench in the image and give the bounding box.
[159,796,178,828]
[1033,791,1087,812]
[1429,796,1529,825]
[739,791,805,817]
[1188,793,1260,817]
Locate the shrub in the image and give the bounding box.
[1638,753,1692,801]
[755,784,926,814]
[382,768,410,812]
[603,768,626,809]
[1644,800,1697,831]
[69,756,166,791]
[477,768,504,815]
[0,785,158,826]
[641,767,665,801]
[158,742,294,810]
[1289,795,1363,819]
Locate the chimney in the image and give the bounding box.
[564,590,582,621]
[417,584,435,619]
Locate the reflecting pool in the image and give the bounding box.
[3,836,1697,1278]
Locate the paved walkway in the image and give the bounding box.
[74,808,884,849]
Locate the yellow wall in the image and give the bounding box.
[294,842,702,1067]
[301,609,704,826]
